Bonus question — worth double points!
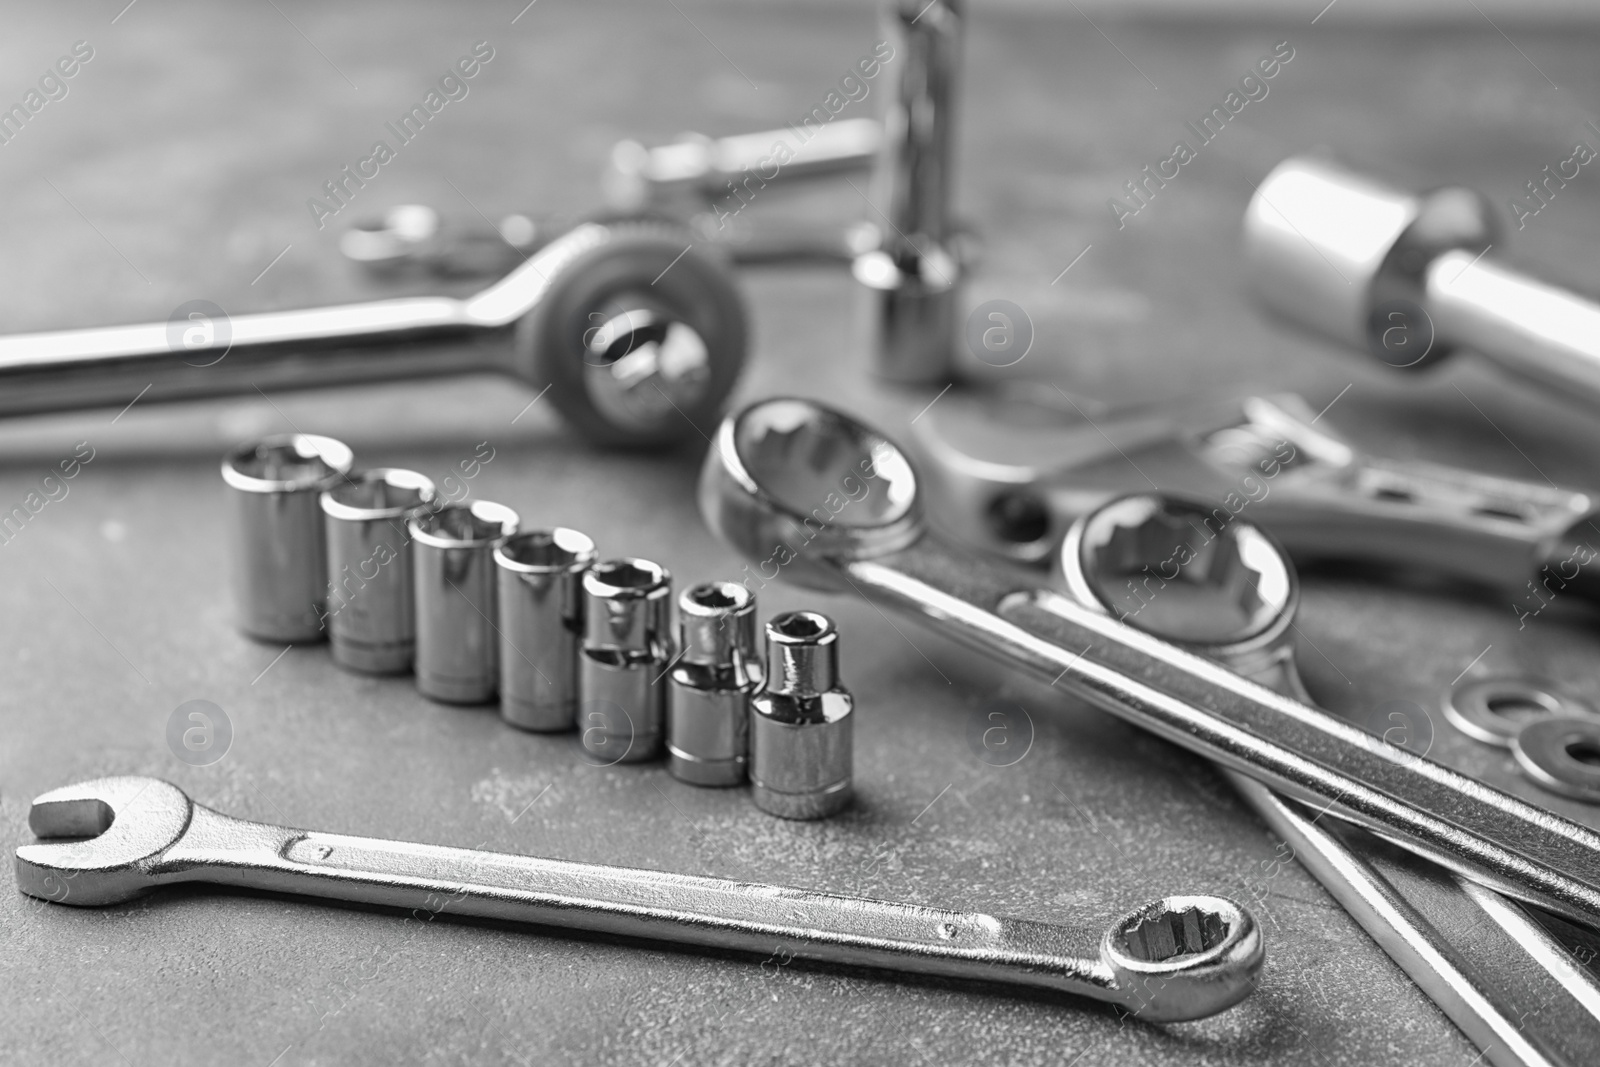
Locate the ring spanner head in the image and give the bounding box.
[14,776,191,907]
[698,397,924,591]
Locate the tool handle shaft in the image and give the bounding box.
[1428,250,1600,409]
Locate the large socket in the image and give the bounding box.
[222,434,353,643]
[580,559,673,764]
[320,468,437,674]
[495,528,598,732]
[410,500,520,704]
[667,582,762,786]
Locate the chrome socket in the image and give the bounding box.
[667,582,762,786]
[579,558,673,763]
[750,611,854,819]
[409,500,520,704]
[319,469,437,674]
[221,434,353,643]
[494,528,598,732]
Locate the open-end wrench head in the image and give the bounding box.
[699,398,924,591]
[15,776,192,906]
[1101,895,1264,1022]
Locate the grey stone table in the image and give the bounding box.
[3,2,1600,1064]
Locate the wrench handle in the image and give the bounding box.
[843,534,1600,929]
[187,815,1128,1007]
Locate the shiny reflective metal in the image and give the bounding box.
[0,220,746,449]
[494,528,598,732]
[698,398,1600,930]
[1065,494,1600,1067]
[1245,155,1600,412]
[320,468,436,674]
[667,582,761,786]
[580,559,673,763]
[221,434,353,643]
[912,389,1600,606]
[1516,718,1600,803]
[602,118,881,213]
[409,501,519,704]
[1445,678,1598,749]
[15,776,1262,1021]
[854,0,965,384]
[750,611,854,819]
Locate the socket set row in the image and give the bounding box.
[222,433,853,819]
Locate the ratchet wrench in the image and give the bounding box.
[13,775,1263,1022]
[699,398,1600,929]
[1060,494,1600,1067]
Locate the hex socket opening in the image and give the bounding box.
[498,528,597,571]
[223,434,352,492]
[591,559,667,590]
[412,501,518,545]
[1118,904,1230,963]
[324,469,434,517]
[771,611,831,641]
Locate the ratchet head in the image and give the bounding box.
[1101,895,1264,1022]
[15,776,192,906]
[699,398,924,591]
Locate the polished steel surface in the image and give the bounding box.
[667,582,761,786]
[494,529,598,732]
[912,390,1600,605]
[221,433,354,644]
[855,0,963,384]
[1245,155,1600,414]
[13,775,1263,1021]
[0,220,747,448]
[698,398,1600,929]
[1064,493,1600,1067]
[580,558,673,763]
[750,611,854,819]
[320,468,436,674]
[409,501,519,704]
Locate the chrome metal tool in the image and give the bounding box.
[1062,494,1600,1067]
[1245,155,1600,414]
[698,398,1600,930]
[0,220,747,448]
[911,389,1600,610]
[15,775,1263,1021]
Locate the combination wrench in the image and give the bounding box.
[14,775,1263,1022]
[1060,493,1600,1067]
[698,398,1600,930]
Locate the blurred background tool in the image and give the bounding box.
[1246,155,1600,415]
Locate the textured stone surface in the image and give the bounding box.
[2,3,1600,1064]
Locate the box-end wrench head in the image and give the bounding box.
[15,776,1263,1021]
[697,398,1600,930]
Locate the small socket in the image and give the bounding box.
[410,500,520,704]
[750,611,853,819]
[320,468,437,674]
[222,434,353,643]
[495,528,598,732]
[579,558,673,763]
[668,582,762,786]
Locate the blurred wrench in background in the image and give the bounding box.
[910,389,1600,615]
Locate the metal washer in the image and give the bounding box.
[1441,678,1594,748]
[1513,716,1600,803]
